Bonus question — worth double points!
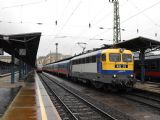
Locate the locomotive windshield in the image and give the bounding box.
[109,53,121,62]
[122,54,132,62]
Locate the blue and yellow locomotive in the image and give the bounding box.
[43,48,136,90]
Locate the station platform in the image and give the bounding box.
[1,71,61,120]
[134,80,160,94]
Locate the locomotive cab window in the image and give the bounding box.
[122,54,132,62]
[109,53,121,62]
[101,54,106,61]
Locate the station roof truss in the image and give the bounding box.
[0,32,41,67]
[114,36,160,53]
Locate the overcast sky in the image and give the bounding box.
[0,0,160,57]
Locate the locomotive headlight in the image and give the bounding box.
[113,74,117,78]
[119,48,124,53]
[130,74,134,78]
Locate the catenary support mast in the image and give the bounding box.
[109,0,121,44]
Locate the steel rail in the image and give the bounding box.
[129,92,160,103]
[42,73,117,120]
[121,94,160,111]
[39,74,78,120]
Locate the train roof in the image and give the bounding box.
[71,50,102,60]
[44,45,112,66]
[44,47,133,66]
[45,56,73,66]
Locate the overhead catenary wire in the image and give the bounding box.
[54,0,82,39]
[59,0,72,19]
[1,0,46,9]
[75,0,128,44]
[128,0,160,30]
[90,0,160,41]
[121,0,160,24]
[90,0,128,27]
[0,0,47,24]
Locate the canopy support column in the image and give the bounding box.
[140,49,145,83]
[11,52,15,84]
[19,60,22,80]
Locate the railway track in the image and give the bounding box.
[39,73,117,120]
[122,89,160,111]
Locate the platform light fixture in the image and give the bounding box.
[19,49,26,56]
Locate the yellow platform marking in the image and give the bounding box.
[36,80,48,120]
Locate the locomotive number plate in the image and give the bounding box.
[115,64,128,68]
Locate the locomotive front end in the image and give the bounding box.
[101,48,136,88]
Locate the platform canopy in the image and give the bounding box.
[0,32,41,67]
[114,36,160,52]
[112,36,160,82]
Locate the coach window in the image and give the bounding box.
[150,62,157,70]
[76,59,79,64]
[86,57,89,63]
[145,63,149,70]
[89,56,92,63]
[82,58,85,64]
[80,59,82,64]
[101,54,106,61]
[92,55,96,63]
[78,59,81,64]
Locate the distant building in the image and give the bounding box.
[37,56,45,65]
[0,55,19,65]
[37,53,71,65]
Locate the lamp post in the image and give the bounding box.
[55,43,58,61]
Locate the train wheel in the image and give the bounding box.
[108,85,118,92]
[92,81,104,89]
[103,85,110,92]
[126,87,133,92]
